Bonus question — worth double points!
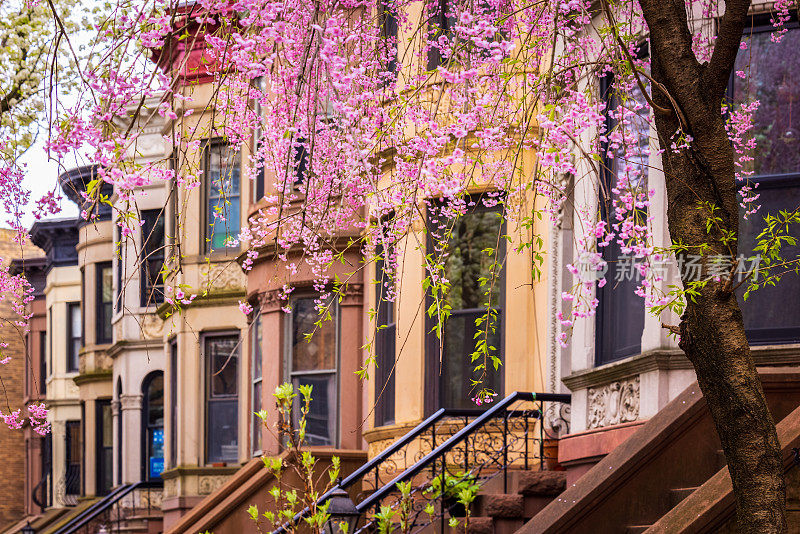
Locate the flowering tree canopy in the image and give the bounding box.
[0,0,798,529]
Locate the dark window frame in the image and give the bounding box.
[65,420,81,497]
[95,399,113,496]
[96,262,113,344]
[141,371,165,481]
[374,241,396,426]
[39,330,47,395]
[80,268,86,347]
[204,331,240,465]
[378,0,399,76]
[115,226,123,314]
[251,312,263,455]
[48,307,52,376]
[423,195,507,414]
[426,0,455,70]
[140,209,165,307]
[67,302,81,372]
[594,46,649,366]
[202,139,242,253]
[283,294,340,447]
[169,338,178,469]
[116,379,122,485]
[727,15,800,345]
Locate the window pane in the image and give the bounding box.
[206,143,241,250]
[101,266,113,303]
[441,311,502,409]
[738,181,800,342]
[70,304,81,337]
[68,304,81,371]
[253,314,262,380]
[98,402,113,494]
[206,334,239,464]
[141,210,165,305]
[65,421,81,495]
[208,336,239,397]
[428,201,505,409]
[146,375,164,427]
[595,67,650,365]
[102,402,113,448]
[252,381,262,453]
[207,400,238,463]
[169,341,178,467]
[98,264,113,343]
[291,298,337,372]
[733,26,800,176]
[375,250,396,426]
[440,209,503,310]
[292,374,335,446]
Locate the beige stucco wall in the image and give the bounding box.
[44,263,82,506]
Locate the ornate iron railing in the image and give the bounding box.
[272,391,570,533]
[31,472,52,510]
[52,480,162,534]
[55,466,81,507]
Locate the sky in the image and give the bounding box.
[13,139,80,229]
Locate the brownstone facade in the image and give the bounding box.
[0,228,44,529]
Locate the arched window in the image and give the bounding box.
[141,372,164,480]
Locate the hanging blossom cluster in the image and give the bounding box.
[7,0,792,408]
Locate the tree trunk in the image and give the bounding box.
[636,0,786,531]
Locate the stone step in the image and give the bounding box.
[516,470,567,497]
[669,487,698,508]
[474,494,524,519]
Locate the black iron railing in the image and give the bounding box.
[52,480,162,534]
[272,391,570,533]
[31,472,52,510]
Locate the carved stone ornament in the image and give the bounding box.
[198,475,229,495]
[339,283,364,306]
[261,289,285,313]
[587,376,640,429]
[199,262,245,293]
[140,312,165,339]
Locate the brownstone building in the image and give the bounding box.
[0,228,44,529]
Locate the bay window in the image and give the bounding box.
[205,334,240,464]
[285,297,338,446]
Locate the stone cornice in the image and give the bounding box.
[563,344,800,391]
[73,370,113,386]
[107,338,164,359]
[160,465,242,480]
[156,289,246,320]
[562,349,689,391]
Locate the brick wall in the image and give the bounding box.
[0,228,44,528]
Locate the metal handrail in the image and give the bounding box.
[53,480,163,534]
[271,391,570,533]
[355,391,569,512]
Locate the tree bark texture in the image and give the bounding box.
[636,0,786,531]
